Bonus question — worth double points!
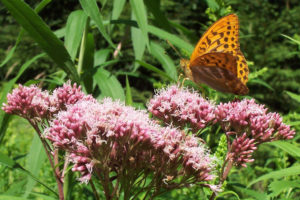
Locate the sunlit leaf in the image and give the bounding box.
[80,0,115,48]
[248,165,300,187]
[65,10,88,61]
[94,68,125,101]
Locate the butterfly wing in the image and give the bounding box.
[189,52,249,95]
[187,14,249,94]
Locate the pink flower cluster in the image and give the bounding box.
[216,99,295,166]
[148,85,216,132]
[2,83,295,186]
[148,85,295,167]
[2,81,88,120]
[45,97,215,183]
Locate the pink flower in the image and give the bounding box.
[216,99,295,167]
[46,98,216,183]
[2,85,51,119]
[229,133,256,167]
[148,85,216,132]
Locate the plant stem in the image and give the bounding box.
[90,179,100,200]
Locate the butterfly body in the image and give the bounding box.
[181,14,249,95]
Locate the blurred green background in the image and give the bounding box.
[0,0,300,199]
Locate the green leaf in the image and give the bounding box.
[98,0,107,9]
[0,0,80,82]
[94,49,112,67]
[131,12,146,70]
[148,25,194,55]
[233,185,268,200]
[144,0,172,31]
[249,79,274,91]
[281,34,300,45]
[80,32,95,94]
[0,196,27,200]
[65,10,88,61]
[0,0,50,68]
[206,0,220,11]
[215,190,240,200]
[135,60,173,81]
[0,53,45,143]
[130,0,150,50]
[34,0,51,13]
[23,134,47,198]
[268,141,300,158]
[112,0,126,20]
[269,180,300,197]
[0,152,16,168]
[150,42,177,81]
[94,68,125,101]
[0,38,20,68]
[0,153,56,196]
[125,76,133,106]
[285,91,300,103]
[79,0,115,48]
[248,165,300,187]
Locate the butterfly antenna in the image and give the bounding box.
[166,40,183,59]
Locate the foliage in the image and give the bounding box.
[0,0,299,199]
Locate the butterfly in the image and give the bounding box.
[180,14,249,95]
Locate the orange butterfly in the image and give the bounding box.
[180,14,249,95]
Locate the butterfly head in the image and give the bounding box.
[180,59,193,81]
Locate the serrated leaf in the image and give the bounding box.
[268,141,300,158]
[269,180,300,197]
[248,165,300,187]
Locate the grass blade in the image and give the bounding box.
[112,0,126,20]
[135,60,173,81]
[0,0,79,82]
[65,10,88,61]
[0,53,45,143]
[125,75,133,106]
[131,12,146,70]
[150,42,177,81]
[130,0,150,50]
[79,0,115,48]
[248,165,300,187]
[148,25,194,55]
[0,0,51,68]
